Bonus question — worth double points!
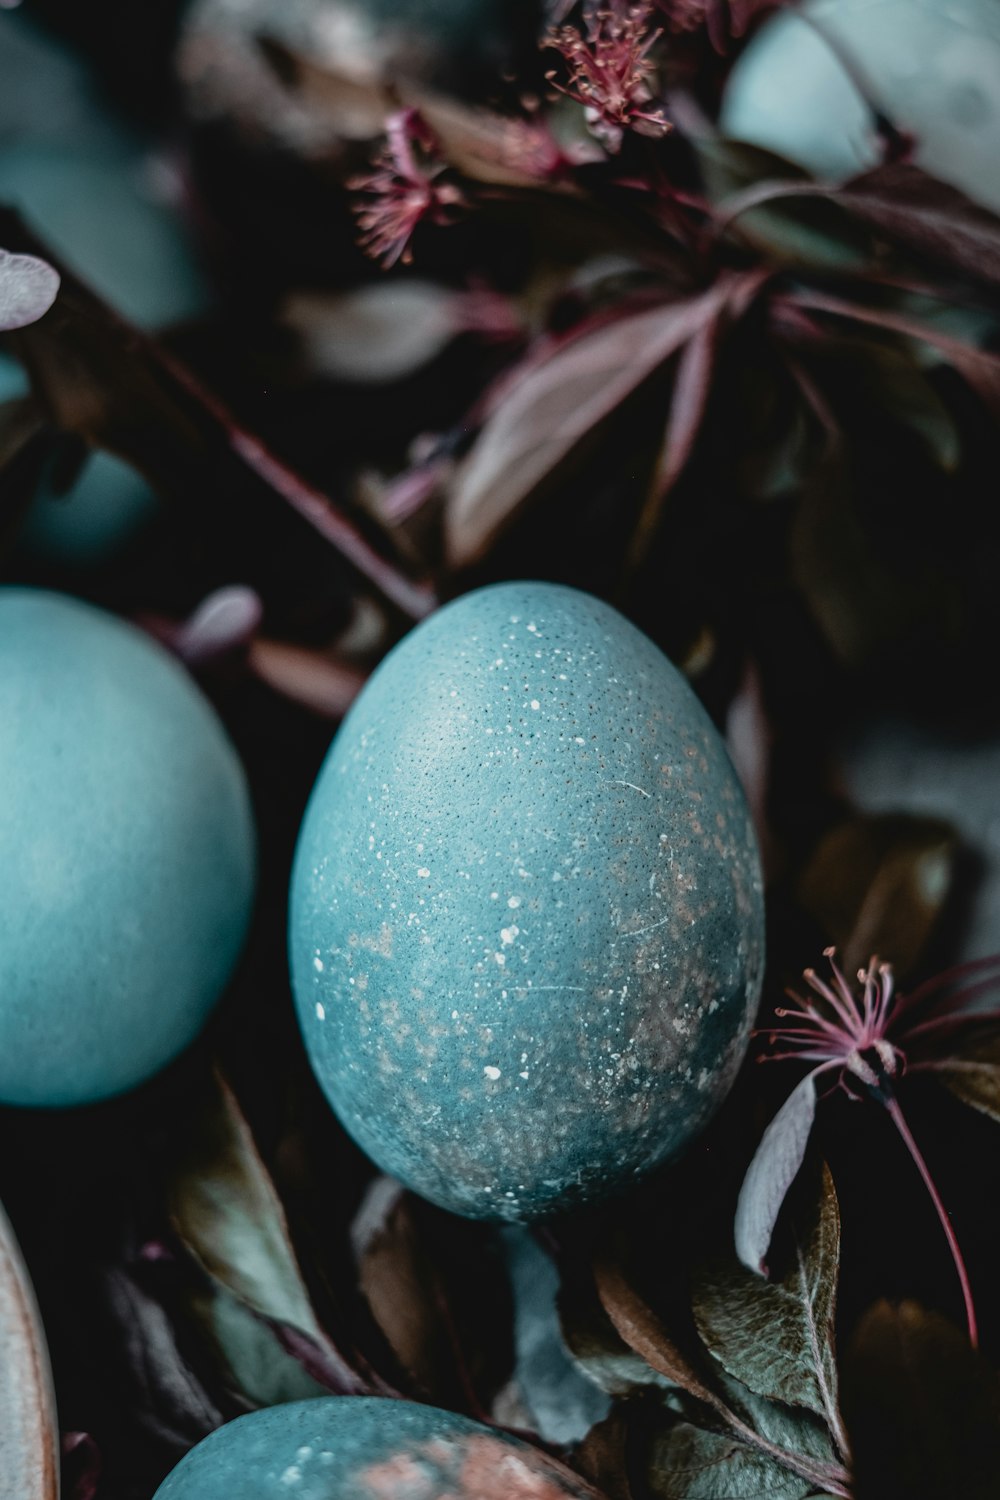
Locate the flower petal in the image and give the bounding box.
[735,1072,818,1275]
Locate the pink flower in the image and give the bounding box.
[353,110,463,269]
[544,1,670,152]
[738,948,1000,1349]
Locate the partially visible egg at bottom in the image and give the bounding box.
[153,1397,596,1499]
[0,589,256,1107]
[289,582,765,1222]
[721,0,1000,214]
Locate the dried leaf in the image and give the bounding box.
[593,1254,723,1410]
[844,1301,1000,1500]
[169,1072,374,1396]
[101,1262,225,1451]
[446,286,736,567]
[798,813,959,981]
[0,247,59,332]
[352,1177,515,1416]
[560,1268,678,1399]
[572,1409,636,1500]
[735,1075,817,1277]
[936,1034,1000,1125]
[694,1167,847,1454]
[0,1202,59,1500]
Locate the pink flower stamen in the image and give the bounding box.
[544,1,671,152]
[353,109,463,268]
[758,948,992,1347]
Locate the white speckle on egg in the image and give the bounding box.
[417,867,430,878]
[484,1065,501,1080]
[316,1002,326,1021]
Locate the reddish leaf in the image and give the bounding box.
[0,248,59,332]
[784,289,1000,420]
[717,165,1000,290]
[592,1255,721,1410]
[735,1074,817,1276]
[446,280,750,567]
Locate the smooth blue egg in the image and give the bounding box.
[722,0,1000,213]
[0,589,256,1107]
[289,582,764,1221]
[153,1396,595,1499]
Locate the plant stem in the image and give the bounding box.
[885,1095,978,1348]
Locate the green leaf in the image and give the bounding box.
[169,1071,376,1396]
[696,1166,845,1456]
[645,1422,817,1500]
[189,1283,329,1410]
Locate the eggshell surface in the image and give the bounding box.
[0,589,256,1107]
[289,582,764,1220]
[153,1396,597,1499]
[721,0,1000,214]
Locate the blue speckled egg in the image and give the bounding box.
[0,589,255,1107]
[722,0,1000,214]
[289,582,764,1221]
[154,1396,595,1499]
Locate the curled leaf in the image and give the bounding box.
[0,247,59,332]
[0,1202,59,1500]
[735,1074,817,1276]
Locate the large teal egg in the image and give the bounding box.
[722,0,1000,213]
[0,589,255,1107]
[153,1396,595,1499]
[289,582,764,1221]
